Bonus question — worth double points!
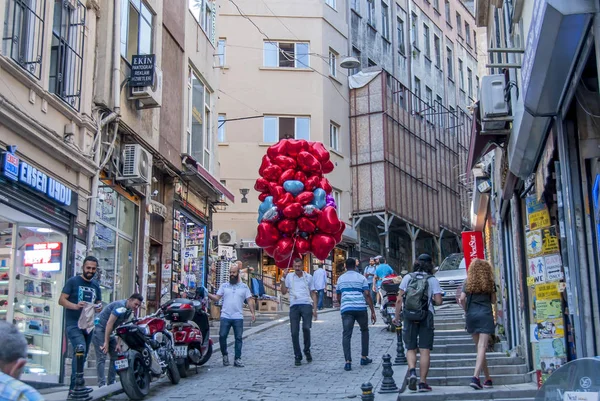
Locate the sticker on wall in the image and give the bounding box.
[536,282,560,301]
[545,254,564,282]
[542,226,560,254]
[539,338,567,358]
[536,299,562,320]
[536,318,564,339]
[531,324,540,343]
[527,230,543,258]
[529,256,546,284]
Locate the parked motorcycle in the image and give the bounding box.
[113,307,180,400]
[165,286,213,377]
[379,275,400,331]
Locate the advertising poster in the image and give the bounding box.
[529,257,546,284]
[536,318,564,339]
[542,226,560,254]
[536,282,560,300]
[527,230,543,258]
[526,196,551,230]
[539,338,567,358]
[545,254,564,282]
[537,299,562,320]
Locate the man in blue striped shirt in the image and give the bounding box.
[336,258,377,371]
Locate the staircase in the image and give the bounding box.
[398,304,537,401]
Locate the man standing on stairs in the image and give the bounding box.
[393,254,443,392]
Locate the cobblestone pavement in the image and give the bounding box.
[110,309,400,401]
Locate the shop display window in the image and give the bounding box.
[171,210,207,297]
[0,205,66,382]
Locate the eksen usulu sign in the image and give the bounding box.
[130,54,156,87]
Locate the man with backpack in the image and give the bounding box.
[393,254,443,392]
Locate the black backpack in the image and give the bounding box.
[403,272,431,321]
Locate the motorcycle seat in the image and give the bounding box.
[170,298,194,305]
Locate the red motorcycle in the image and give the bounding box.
[113,308,180,400]
[380,275,400,331]
[165,286,213,377]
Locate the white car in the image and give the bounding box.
[434,253,466,302]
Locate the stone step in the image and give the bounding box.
[434,322,467,330]
[425,352,508,360]
[422,364,528,377]
[434,335,474,344]
[426,373,532,386]
[432,343,501,354]
[396,384,538,400]
[430,356,525,368]
[433,329,470,337]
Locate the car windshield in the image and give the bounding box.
[438,254,464,271]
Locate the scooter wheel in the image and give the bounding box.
[177,359,190,378]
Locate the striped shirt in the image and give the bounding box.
[336,270,369,314]
[0,372,44,401]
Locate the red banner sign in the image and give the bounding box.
[462,231,484,270]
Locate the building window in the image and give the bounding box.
[458,58,464,90]
[264,41,310,68]
[329,122,339,151]
[456,12,462,37]
[433,35,441,67]
[436,94,444,128]
[351,0,359,12]
[445,0,451,25]
[189,0,215,43]
[422,23,430,58]
[350,46,361,75]
[333,189,341,217]
[425,86,433,122]
[121,0,153,62]
[218,114,226,142]
[329,49,337,77]
[473,31,477,54]
[446,47,453,79]
[413,76,421,112]
[476,75,480,97]
[187,67,212,171]
[449,106,456,134]
[216,38,226,66]
[467,67,473,97]
[381,2,390,40]
[48,0,86,111]
[410,12,418,49]
[367,0,375,27]
[465,22,471,46]
[2,0,46,79]
[433,0,439,11]
[326,0,336,9]
[263,116,310,142]
[367,58,377,67]
[397,17,405,55]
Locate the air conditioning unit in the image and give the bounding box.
[129,68,163,108]
[218,230,236,245]
[480,74,509,131]
[116,144,152,185]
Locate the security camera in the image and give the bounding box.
[151,190,159,197]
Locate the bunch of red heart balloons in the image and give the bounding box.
[254,139,345,269]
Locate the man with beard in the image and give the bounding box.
[208,263,256,367]
[280,258,318,366]
[59,256,102,396]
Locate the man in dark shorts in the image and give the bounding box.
[393,254,443,392]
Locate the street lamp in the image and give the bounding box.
[340,56,360,70]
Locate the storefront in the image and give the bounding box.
[0,146,79,384]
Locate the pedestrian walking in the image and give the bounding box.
[336,258,376,371]
[393,254,443,392]
[372,256,394,307]
[207,263,256,367]
[363,258,377,304]
[458,258,497,390]
[313,266,327,310]
[92,293,143,387]
[0,321,44,401]
[58,256,102,397]
[280,258,318,366]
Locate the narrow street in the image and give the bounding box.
[109,310,399,401]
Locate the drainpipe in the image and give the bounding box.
[87,0,121,253]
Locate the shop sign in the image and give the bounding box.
[545,254,564,282]
[461,231,484,270]
[129,54,156,87]
[526,229,543,258]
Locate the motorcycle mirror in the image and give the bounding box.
[114,307,128,315]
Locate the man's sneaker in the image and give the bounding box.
[295,358,302,366]
[234,358,244,367]
[344,362,352,371]
[408,371,418,392]
[418,382,432,392]
[222,355,230,366]
[305,351,313,363]
[470,377,483,390]
[360,357,373,366]
[483,379,493,388]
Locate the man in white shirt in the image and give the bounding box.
[363,258,377,304]
[312,266,327,310]
[208,264,256,367]
[280,258,317,366]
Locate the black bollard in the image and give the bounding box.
[378,354,398,393]
[69,344,92,400]
[393,324,407,365]
[361,382,375,401]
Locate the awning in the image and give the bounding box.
[182,156,235,202]
[466,103,505,173]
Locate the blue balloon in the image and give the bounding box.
[312,188,327,209]
[283,180,305,196]
[257,196,274,222]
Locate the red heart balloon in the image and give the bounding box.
[294,171,307,184]
[319,177,333,194]
[297,151,322,173]
[258,192,269,202]
[267,140,289,159]
[254,178,270,193]
[274,238,294,262]
[258,155,272,177]
[263,165,283,182]
[305,176,320,191]
[263,245,276,257]
[279,169,297,185]
[311,233,336,260]
[322,160,334,174]
[286,139,309,157]
[273,155,297,170]
[296,237,310,255]
[333,221,345,243]
[295,191,314,205]
[275,192,295,208]
[316,206,341,234]
[311,142,331,163]
[276,257,294,269]
[277,219,297,234]
[269,183,285,201]
[297,217,316,233]
[282,202,303,219]
[255,222,280,248]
